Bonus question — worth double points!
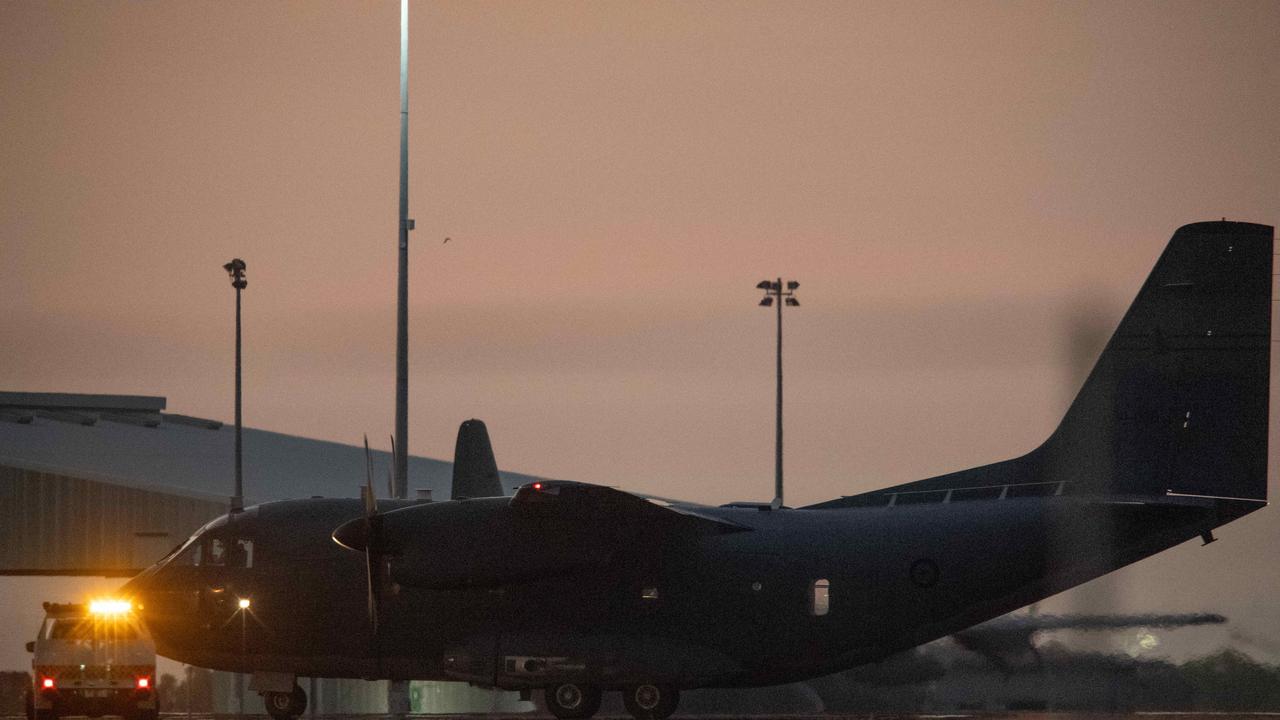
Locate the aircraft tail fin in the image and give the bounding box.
[810,221,1273,510]
[451,419,506,500]
[1041,221,1272,502]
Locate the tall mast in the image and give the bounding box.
[394,0,410,499]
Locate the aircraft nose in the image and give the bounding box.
[118,567,154,604]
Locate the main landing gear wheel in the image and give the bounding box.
[263,684,307,720]
[622,683,679,720]
[544,682,602,719]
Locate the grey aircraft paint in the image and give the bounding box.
[123,221,1272,720]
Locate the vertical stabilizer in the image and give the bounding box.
[808,221,1273,512]
[1041,221,1272,503]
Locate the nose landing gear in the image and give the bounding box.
[262,684,306,720]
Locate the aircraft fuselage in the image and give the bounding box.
[131,490,1227,689]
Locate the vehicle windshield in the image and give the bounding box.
[42,617,141,650]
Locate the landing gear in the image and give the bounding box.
[263,684,307,720]
[544,682,602,719]
[622,683,679,720]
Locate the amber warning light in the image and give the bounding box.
[88,599,132,615]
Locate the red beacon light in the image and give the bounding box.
[532,482,543,491]
[136,677,150,690]
[41,677,55,690]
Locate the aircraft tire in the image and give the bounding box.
[544,682,602,719]
[622,684,679,720]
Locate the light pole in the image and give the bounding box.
[223,259,247,513]
[394,0,413,501]
[757,278,799,508]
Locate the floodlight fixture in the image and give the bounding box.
[223,258,247,289]
[787,281,799,290]
[760,297,773,307]
[756,280,771,289]
[786,297,799,307]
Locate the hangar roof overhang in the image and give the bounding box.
[0,391,548,504]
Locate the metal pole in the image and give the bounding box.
[224,258,246,512]
[232,283,243,512]
[389,6,413,718]
[394,0,410,500]
[774,277,783,507]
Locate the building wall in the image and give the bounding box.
[0,464,227,575]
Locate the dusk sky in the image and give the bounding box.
[3,1,1280,671]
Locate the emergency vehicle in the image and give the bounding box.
[24,600,158,720]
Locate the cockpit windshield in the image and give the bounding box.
[159,511,256,568]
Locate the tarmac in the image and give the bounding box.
[7,707,1280,712]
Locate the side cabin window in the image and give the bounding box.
[809,578,830,617]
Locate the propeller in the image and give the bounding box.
[360,436,383,652]
[387,435,396,500]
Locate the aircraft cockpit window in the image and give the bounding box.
[810,579,830,617]
[199,537,254,568]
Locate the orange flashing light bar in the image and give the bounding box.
[88,598,132,615]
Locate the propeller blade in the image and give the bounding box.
[365,522,380,637]
[360,434,381,644]
[388,435,397,500]
[362,435,377,517]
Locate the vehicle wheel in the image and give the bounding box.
[544,682,602,719]
[263,685,306,720]
[622,684,679,720]
[30,697,54,720]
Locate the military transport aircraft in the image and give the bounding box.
[123,221,1272,720]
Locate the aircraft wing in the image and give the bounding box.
[511,480,750,534]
